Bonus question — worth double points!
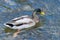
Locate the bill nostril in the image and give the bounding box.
[6,23,14,27]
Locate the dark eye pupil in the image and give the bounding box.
[37,9,41,12]
[35,8,41,12]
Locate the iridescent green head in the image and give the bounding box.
[34,8,45,16]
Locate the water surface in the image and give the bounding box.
[0,0,60,40]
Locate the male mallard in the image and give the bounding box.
[4,8,45,37]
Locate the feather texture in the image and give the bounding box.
[4,15,36,29]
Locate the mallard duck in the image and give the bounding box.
[4,8,45,37]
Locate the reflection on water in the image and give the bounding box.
[4,27,17,33]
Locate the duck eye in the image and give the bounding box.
[36,12,40,14]
[36,9,41,12]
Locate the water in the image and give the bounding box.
[0,0,60,40]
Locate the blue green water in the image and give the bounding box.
[0,0,60,40]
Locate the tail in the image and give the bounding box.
[4,23,14,28]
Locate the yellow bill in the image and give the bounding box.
[40,11,45,16]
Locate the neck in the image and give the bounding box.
[32,12,39,23]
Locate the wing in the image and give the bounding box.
[4,15,36,29]
[12,18,34,25]
[12,15,30,21]
[12,18,36,29]
[10,15,32,24]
